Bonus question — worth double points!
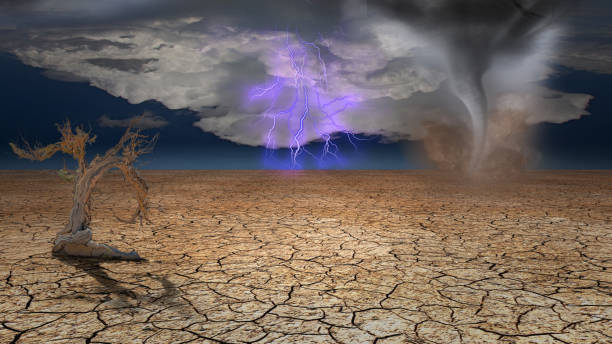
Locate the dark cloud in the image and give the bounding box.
[0,0,602,171]
[552,0,612,73]
[362,0,577,168]
[0,34,135,52]
[98,112,168,129]
[0,0,345,38]
[58,37,135,51]
[86,58,158,73]
[0,0,38,10]
[41,70,89,82]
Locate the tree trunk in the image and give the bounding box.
[10,120,153,260]
[52,162,141,260]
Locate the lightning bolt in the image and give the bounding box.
[248,32,361,169]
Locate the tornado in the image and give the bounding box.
[369,0,571,170]
[447,51,489,169]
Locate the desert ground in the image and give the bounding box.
[0,170,610,344]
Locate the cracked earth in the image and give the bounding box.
[0,170,611,343]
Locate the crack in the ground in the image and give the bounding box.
[0,171,611,343]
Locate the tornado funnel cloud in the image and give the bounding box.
[367,0,572,172]
[450,72,488,170]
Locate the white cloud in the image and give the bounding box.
[494,88,593,125]
[3,14,594,149]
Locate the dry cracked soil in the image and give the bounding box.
[0,170,610,344]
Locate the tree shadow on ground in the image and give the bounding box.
[55,255,178,303]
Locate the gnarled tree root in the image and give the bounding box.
[53,228,141,260]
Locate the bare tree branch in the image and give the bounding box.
[10,118,157,260]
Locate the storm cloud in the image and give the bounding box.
[0,0,598,164]
[98,112,168,129]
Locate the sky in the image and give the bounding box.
[0,0,611,170]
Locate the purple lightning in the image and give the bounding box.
[247,33,361,168]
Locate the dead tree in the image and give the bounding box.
[10,119,157,260]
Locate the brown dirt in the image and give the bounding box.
[0,170,611,344]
